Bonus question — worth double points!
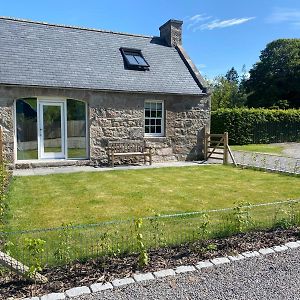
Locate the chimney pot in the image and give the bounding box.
[159,19,183,47]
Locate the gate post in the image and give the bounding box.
[204,125,208,161]
[223,132,229,164]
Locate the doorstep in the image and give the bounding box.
[14,159,91,169]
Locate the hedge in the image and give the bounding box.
[211,108,300,145]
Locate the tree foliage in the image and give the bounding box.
[245,39,300,108]
[225,67,239,84]
[211,67,247,110]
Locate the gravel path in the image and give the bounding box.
[208,143,300,174]
[280,142,300,158]
[231,151,300,174]
[76,249,300,300]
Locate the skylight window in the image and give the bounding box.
[120,48,149,70]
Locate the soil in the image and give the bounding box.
[1,227,299,299]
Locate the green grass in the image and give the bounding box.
[230,144,285,155]
[5,165,300,230]
[3,165,300,267]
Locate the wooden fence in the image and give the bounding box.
[204,127,236,165]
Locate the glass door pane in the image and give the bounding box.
[67,99,87,159]
[40,101,65,159]
[16,98,38,160]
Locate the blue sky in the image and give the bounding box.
[1,0,299,79]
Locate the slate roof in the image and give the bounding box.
[0,17,204,95]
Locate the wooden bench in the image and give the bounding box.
[107,140,152,167]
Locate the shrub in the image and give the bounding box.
[211,108,300,145]
[24,238,46,278]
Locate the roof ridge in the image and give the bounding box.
[0,16,154,39]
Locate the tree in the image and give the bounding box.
[245,39,300,108]
[225,67,239,84]
[211,67,247,110]
[211,76,234,110]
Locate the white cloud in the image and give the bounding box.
[187,14,212,30]
[186,14,255,31]
[190,14,207,21]
[267,7,300,28]
[194,17,255,31]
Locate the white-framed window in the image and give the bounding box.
[144,100,164,137]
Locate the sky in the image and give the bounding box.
[1,0,300,79]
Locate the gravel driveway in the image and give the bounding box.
[228,143,300,174]
[231,151,300,174]
[76,249,300,300]
[280,142,300,158]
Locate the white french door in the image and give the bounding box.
[38,101,66,159]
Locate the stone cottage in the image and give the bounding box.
[0,17,210,168]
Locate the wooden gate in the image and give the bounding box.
[204,127,236,165]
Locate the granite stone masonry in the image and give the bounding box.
[0,85,210,167]
[0,103,14,163]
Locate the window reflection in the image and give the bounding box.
[16,98,38,160]
[67,99,87,159]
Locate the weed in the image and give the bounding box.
[24,238,46,279]
[274,159,280,171]
[134,218,149,267]
[261,155,267,170]
[192,241,217,255]
[112,230,121,257]
[197,213,210,240]
[3,240,14,256]
[231,201,254,233]
[149,213,166,248]
[273,203,298,229]
[252,153,258,165]
[54,223,72,264]
[206,243,217,251]
[94,232,111,256]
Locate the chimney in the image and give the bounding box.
[159,19,183,47]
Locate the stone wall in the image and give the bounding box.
[0,96,14,164]
[88,92,210,164]
[0,85,210,167]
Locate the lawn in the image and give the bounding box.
[230,144,285,155]
[5,165,300,230]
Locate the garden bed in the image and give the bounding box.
[1,227,299,299]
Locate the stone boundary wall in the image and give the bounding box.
[0,85,210,167]
[0,105,14,164]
